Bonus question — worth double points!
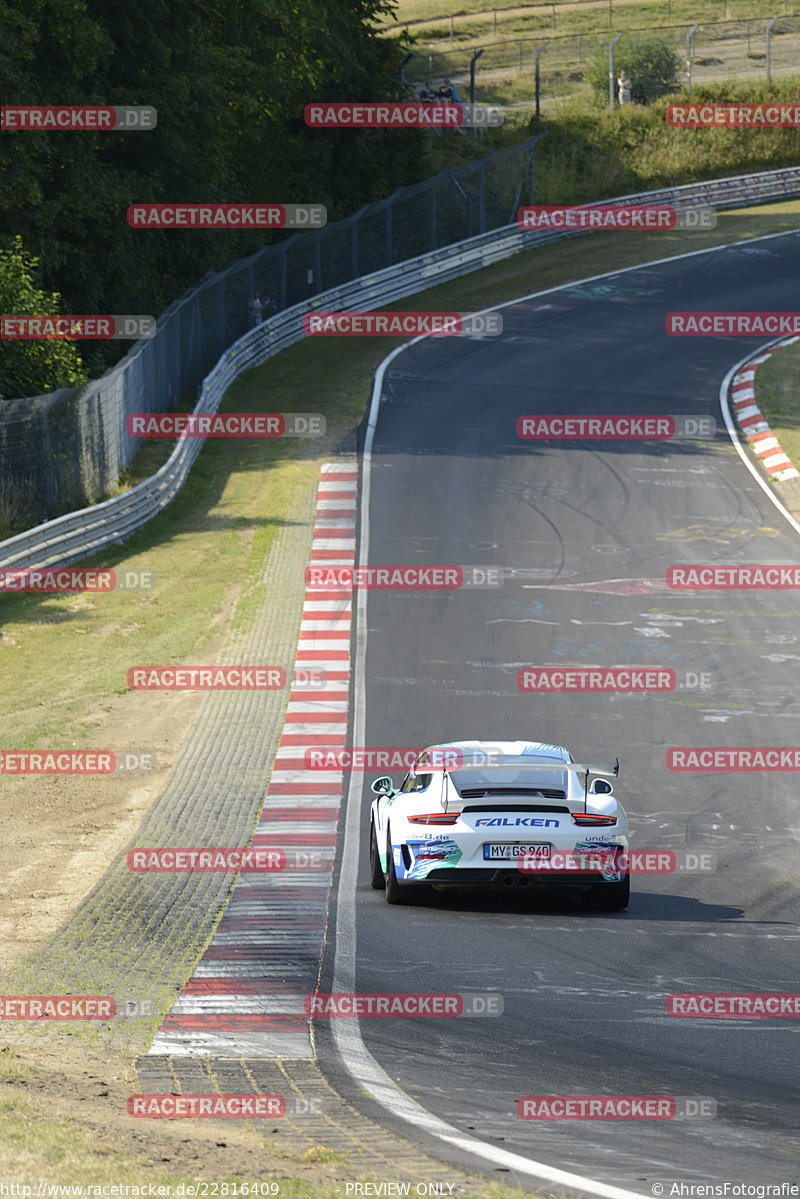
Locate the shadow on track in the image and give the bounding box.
[363,883,747,923]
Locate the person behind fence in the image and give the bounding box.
[437,79,462,105]
[617,70,632,105]
[419,82,437,104]
[248,292,263,327]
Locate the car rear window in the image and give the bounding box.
[450,766,568,795]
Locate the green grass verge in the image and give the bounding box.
[0,1091,531,1196]
[412,81,800,205]
[532,85,800,204]
[750,337,800,469]
[391,0,786,24]
[0,1055,544,1194]
[387,0,792,56]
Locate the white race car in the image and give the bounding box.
[368,740,630,910]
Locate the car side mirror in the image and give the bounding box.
[590,778,614,795]
[371,776,394,795]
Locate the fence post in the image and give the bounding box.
[386,204,392,267]
[313,233,322,293]
[478,162,486,234]
[41,406,56,520]
[528,131,546,203]
[398,53,414,97]
[766,15,779,81]
[279,249,287,310]
[686,23,699,92]
[449,171,470,237]
[430,185,437,250]
[535,41,549,116]
[470,48,484,136]
[609,33,622,111]
[218,276,225,354]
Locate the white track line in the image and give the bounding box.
[331,226,800,1197]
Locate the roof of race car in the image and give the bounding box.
[421,740,572,763]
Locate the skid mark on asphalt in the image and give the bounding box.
[523,578,672,595]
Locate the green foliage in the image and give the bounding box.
[0,0,426,388]
[584,36,681,107]
[529,78,800,205]
[0,236,88,401]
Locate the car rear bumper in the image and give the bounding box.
[408,866,617,889]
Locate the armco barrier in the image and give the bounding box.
[2,165,800,574]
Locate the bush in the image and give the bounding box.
[0,237,87,402]
[584,36,681,107]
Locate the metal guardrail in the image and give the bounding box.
[2,164,800,575]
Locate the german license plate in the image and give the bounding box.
[483,843,551,861]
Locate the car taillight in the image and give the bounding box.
[572,814,617,826]
[407,813,459,825]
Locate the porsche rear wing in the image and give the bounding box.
[565,760,619,779]
[421,754,620,814]
[414,752,619,777]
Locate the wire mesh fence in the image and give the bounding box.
[0,136,536,532]
[402,14,800,108]
[383,0,799,41]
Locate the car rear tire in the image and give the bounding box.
[369,821,384,889]
[587,872,630,912]
[384,831,409,905]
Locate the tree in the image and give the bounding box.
[0,0,427,382]
[0,236,88,400]
[585,36,681,107]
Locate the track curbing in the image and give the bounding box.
[729,336,800,482]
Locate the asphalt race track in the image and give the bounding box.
[323,232,800,1191]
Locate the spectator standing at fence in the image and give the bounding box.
[617,70,632,106]
[249,292,263,327]
[438,79,462,105]
[448,79,463,105]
